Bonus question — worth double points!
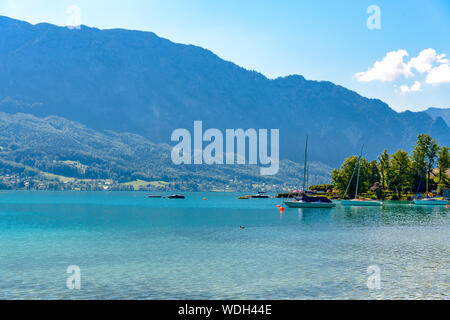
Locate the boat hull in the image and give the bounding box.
[168,195,185,199]
[413,199,448,205]
[341,200,383,206]
[284,201,336,208]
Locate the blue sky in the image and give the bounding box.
[1,0,449,112]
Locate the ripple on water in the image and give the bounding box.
[0,192,448,299]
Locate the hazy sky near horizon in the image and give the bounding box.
[1,0,449,112]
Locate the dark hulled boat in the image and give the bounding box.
[167,194,185,199]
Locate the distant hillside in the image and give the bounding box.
[0,112,331,191]
[0,15,448,167]
[425,107,450,127]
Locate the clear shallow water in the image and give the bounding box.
[0,191,448,300]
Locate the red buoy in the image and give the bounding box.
[280,207,285,212]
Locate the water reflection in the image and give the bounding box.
[329,202,449,227]
[297,209,303,221]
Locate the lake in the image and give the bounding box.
[0,191,448,299]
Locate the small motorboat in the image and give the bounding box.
[284,194,336,208]
[250,194,270,199]
[147,195,162,198]
[167,194,185,199]
[238,194,270,199]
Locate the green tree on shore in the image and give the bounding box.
[436,146,449,194]
[331,156,371,199]
[369,160,380,186]
[330,134,448,200]
[411,134,439,193]
[387,150,412,198]
[378,149,390,189]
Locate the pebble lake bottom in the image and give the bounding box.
[0,191,448,300]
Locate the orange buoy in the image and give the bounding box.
[447,204,449,208]
[203,198,206,200]
[280,207,285,212]
[276,204,281,208]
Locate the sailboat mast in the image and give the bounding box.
[355,145,364,199]
[302,135,308,193]
[415,166,426,197]
[306,164,310,191]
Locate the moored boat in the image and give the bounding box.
[237,194,270,199]
[341,199,383,206]
[412,169,448,205]
[413,198,448,205]
[250,194,270,199]
[340,145,383,207]
[285,194,336,208]
[411,165,449,205]
[284,135,335,209]
[167,194,185,199]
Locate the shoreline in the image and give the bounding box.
[1,190,448,202]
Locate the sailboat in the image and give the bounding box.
[341,145,383,207]
[413,167,448,205]
[284,136,336,208]
[413,197,448,205]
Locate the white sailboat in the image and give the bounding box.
[412,167,448,205]
[413,198,448,205]
[341,145,383,207]
[284,136,336,209]
[341,198,384,206]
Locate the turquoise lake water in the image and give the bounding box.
[0,191,448,300]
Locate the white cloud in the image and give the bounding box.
[356,48,450,92]
[408,48,448,74]
[354,50,413,82]
[400,81,422,93]
[426,64,450,84]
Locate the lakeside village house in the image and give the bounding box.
[1,168,450,194]
[0,173,114,191]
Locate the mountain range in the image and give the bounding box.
[0,15,449,187]
[425,107,450,127]
[0,112,331,190]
